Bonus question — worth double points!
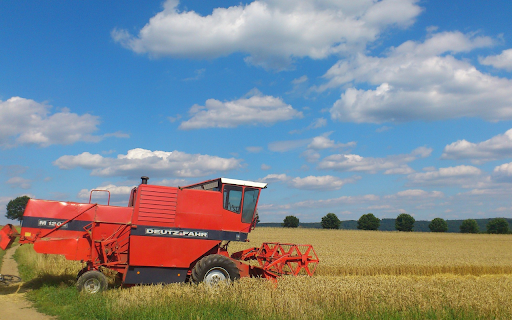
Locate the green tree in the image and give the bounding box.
[282,215,299,228]
[357,213,380,230]
[6,195,30,222]
[321,213,341,229]
[460,219,479,234]
[486,218,510,234]
[395,213,415,232]
[429,218,448,232]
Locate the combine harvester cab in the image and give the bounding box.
[0,177,319,293]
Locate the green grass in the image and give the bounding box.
[25,286,263,320]
[0,246,5,272]
[21,285,489,320]
[0,224,20,272]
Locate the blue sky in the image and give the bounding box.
[2,0,512,224]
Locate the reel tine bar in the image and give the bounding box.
[255,242,319,278]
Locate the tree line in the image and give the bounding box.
[282,213,511,234]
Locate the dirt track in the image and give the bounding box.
[0,245,54,320]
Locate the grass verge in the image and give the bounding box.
[0,245,5,272]
[20,286,491,320]
[0,224,20,272]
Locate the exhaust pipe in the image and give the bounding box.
[141,176,149,185]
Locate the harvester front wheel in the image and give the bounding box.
[76,270,108,294]
[192,254,240,285]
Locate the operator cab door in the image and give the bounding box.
[222,185,261,224]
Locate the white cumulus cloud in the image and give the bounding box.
[318,146,431,174]
[260,164,271,170]
[407,165,482,187]
[492,162,512,182]
[480,49,512,71]
[442,128,512,163]
[288,175,360,190]
[179,91,302,129]
[320,32,512,123]
[0,96,108,147]
[54,148,242,178]
[259,173,290,183]
[393,189,443,198]
[260,173,360,190]
[269,132,354,154]
[308,132,356,150]
[112,0,421,69]
[6,177,32,189]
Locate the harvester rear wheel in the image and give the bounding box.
[76,270,108,294]
[76,267,87,280]
[191,254,240,285]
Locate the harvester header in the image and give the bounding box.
[0,177,318,293]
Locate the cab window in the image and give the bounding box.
[242,188,259,223]
[223,185,243,213]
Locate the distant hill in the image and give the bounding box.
[258,218,512,233]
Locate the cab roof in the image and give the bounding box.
[182,178,267,190]
[220,178,267,189]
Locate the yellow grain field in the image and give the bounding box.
[13,227,512,319]
[231,228,512,276]
[104,274,512,319]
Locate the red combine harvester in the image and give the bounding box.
[0,177,318,293]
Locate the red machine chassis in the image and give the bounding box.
[1,177,319,288]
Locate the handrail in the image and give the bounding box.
[89,190,111,206]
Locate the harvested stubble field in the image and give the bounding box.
[11,228,512,319]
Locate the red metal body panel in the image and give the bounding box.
[95,206,132,224]
[20,199,133,268]
[175,188,251,232]
[33,237,90,261]
[129,236,219,267]
[133,185,177,225]
[175,189,223,229]
[0,224,19,250]
[23,199,96,222]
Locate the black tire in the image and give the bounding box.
[191,254,240,285]
[76,270,108,294]
[76,267,88,281]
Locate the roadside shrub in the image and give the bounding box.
[395,213,415,232]
[321,213,341,229]
[486,218,510,234]
[429,218,448,233]
[357,213,380,230]
[460,219,479,234]
[282,215,299,228]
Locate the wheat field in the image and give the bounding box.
[231,228,512,276]
[13,227,512,319]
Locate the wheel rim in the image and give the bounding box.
[203,267,230,286]
[83,278,101,294]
